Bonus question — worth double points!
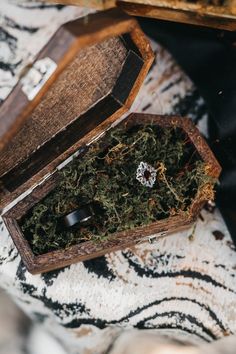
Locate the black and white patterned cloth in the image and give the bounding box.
[1,2,236,354]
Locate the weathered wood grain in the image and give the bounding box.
[0,36,128,176]
[0,9,154,209]
[118,0,236,31]
[42,0,115,9]
[0,9,141,151]
[41,0,236,30]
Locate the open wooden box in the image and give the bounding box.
[2,113,221,274]
[0,9,221,274]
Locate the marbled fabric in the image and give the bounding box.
[0,2,236,354]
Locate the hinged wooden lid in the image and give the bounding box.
[0,8,154,210]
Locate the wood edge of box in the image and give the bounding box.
[117,1,236,31]
[2,215,36,273]
[180,116,222,179]
[5,214,195,275]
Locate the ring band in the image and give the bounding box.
[60,203,96,229]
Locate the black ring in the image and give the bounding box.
[60,203,99,229]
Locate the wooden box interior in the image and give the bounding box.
[0,9,153,210]
[3,114,221,274]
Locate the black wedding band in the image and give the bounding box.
[60,204,96,229]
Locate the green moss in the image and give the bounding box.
[21,123,216,255]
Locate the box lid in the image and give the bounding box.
[0,8,154,210]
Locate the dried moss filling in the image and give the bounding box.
[21,123,215,255]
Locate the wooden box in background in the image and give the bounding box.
[118,0,236,30]
[42,0,236,30]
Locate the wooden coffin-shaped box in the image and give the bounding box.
[0,9,221,274]
[2,113,221,274]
